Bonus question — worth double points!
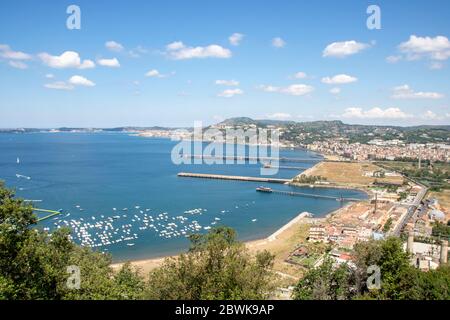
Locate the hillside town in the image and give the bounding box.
[307,139,450,162]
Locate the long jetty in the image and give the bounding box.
[177,172,290,184]
[256,187,362,202]
[181,155,321,163]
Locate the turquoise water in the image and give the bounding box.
[0,133,367,262]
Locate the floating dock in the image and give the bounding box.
[177,172,290,184]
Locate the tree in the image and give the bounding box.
[292,237,449,300]
[292,257,353,300]
[382,218,393,233]
[353,237,417,300]
[431,222,450,238]
[145,227,276,300]
[414,264,450,300]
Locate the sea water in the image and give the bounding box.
[0,132,367,261]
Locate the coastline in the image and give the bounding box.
[111,211,313,275]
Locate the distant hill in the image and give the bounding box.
[214,117,450,144]
[1,118,449,144]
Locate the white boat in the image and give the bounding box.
[17,157,20,164]
[16,174,31,180]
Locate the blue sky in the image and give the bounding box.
[0,0,449,128]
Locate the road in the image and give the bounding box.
[391,184,428,237]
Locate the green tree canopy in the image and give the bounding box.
[293,236,450,300]
[145,227,276,300]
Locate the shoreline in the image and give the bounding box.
[111,211,313,274]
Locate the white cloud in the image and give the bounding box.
[215,79,239,86]
[258,85,279,93]
[68,75,96,87]
[229,33,244,46]
[259,84,314,96]
[342,107,412,119]
[0,44,31,60]
[44,81,74,91]
[166,41,232,60]
[386,55,402,63]
[45,74,54,79]
[166,42,185,51]
[105,41,124,52]
[145,69,174,78]
[217,88,243,98]
[38,51,95,69]
[330,87,341,95]
[266,113,292,120]
[272,37,286,48]
[97,57,120,68]
[8,61,27,69]
[79,59,95,69]
[128,46,148,58]
[145,69,161,77]
[422,110,442,120]
[292,72,307,79]
[323,40,369,58]
[398,35,450,61]
[321,74,357,85]
[391,84,444,99]
[45,75,95,90]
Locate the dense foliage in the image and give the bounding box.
[145,228,275,299]
[293,237,450,300]
[432,222,450,238]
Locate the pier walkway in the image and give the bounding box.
[256,187,362,202]
[181,155,322,163]
[177,172,290,184]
